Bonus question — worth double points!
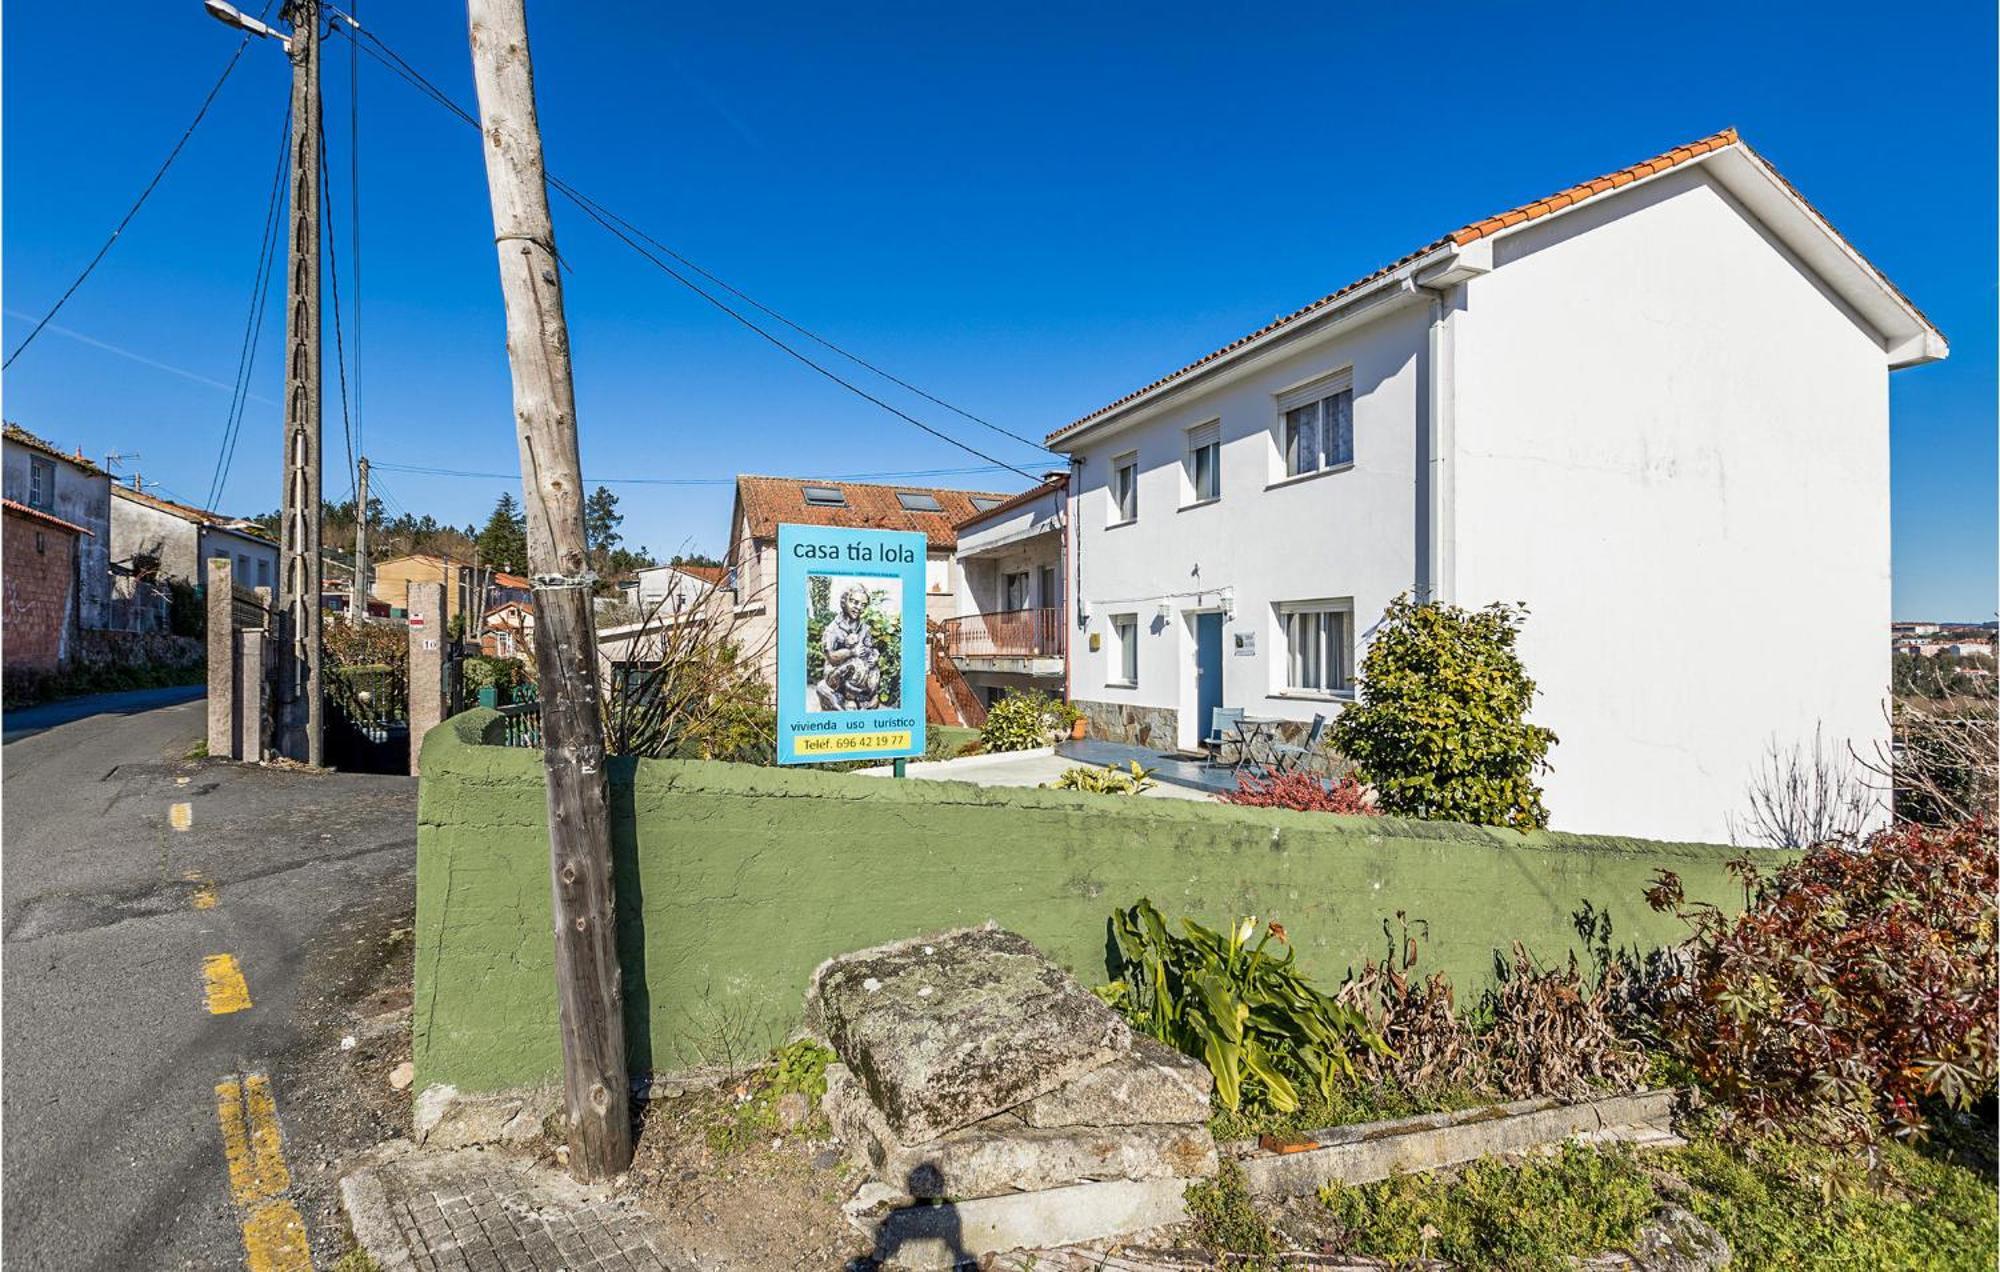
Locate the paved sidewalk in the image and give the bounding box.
[342,1144,689,1271]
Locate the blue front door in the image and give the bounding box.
[1195,612,1224,743]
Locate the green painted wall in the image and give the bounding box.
[415,710,1750,1094]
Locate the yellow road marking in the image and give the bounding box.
[241,1199,312,1271]
[214,1074,291,1204]
[192,881,218,910]
[202,954,252,1015]
[215,1075,313,1270]
[169,802,192,831]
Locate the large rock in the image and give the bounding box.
[1016,1035,1212,1129]
[827,1065,1216,1201]
[806,925,1132,1143]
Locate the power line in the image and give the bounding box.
[6,37,255,369]
[340,28,1053,478]
[368,459,1029,487]
[319,125,358,505]
[207,100,294,512]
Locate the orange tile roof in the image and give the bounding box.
[673,563,727,585]
[955,475,1066,531]
[4,423,104,475]
[1047,129,1745,446]
[734,475,1013,552]
[3,498,93,537]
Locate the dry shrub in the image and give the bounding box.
[1223,769,1377,815]
[1479,944,1649,1101]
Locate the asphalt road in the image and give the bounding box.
[3,692,420,1269]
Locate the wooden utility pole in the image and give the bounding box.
[276,0,324,763]
[466,0,631,1179]
[352,455,370,621]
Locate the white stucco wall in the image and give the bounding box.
[1064,302,1430,750]
[1450,165,1894,842]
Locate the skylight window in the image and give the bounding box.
[895,491,944,512]
[969,495,1006,512]
[802,485,846,506]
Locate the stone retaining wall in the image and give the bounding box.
[415,709,1754,1094]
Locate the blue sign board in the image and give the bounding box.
[775,523,928,765]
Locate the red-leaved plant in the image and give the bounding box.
[1646,819,1998,1144]
[1223,770,1377,815]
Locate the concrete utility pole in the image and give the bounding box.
[353,455,370,621]
[466,0,630,1179]
[274,0,325,764]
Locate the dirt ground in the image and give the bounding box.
[625,1083,876,1269]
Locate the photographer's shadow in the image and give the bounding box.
[857,1165,972,1270]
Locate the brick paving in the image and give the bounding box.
[341,1145,690,1271]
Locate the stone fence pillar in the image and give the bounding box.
[206,557,236,759]
[408,581,445,776]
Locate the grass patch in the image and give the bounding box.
[1666,1130,1999,1270]
[1184,1160,1277,1263]
[1320,1141,1657,1272]
[702,1038,834,1156]
[1306,1126,1999,1272]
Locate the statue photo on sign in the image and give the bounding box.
[808,576,901,712]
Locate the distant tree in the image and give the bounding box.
[584,486,624,557]
[671,552,723,569]
[475,492,528,572]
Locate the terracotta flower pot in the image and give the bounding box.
[1071,717,1089,741]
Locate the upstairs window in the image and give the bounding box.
[969,495,1006,512]
[1281,384,1354,478]
[27,456,54,511]
[1110,453,1138,525]
[895,491,943,513]
[1185,421,1220,504]
[802,485,846,507]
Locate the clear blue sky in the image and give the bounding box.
[5,2,1993,618]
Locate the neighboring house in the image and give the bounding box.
[718,475,1015,690]
[3,499,92,670]
[2,424,111,631]
[369,555,522,629]
[108,485,279,630]
[1047,129,1944,844]
[481,599,535,660]
[944,475,1068,706]
[626,561,727,618]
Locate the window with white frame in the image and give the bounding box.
[27,456,54,510]
[1280,379,1354,478]
[1110,453,1138,524]
[1279,601,1353,694]
[1110,613,1138,685]
[1184,421,1220,503]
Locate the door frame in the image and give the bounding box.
[1181,607,1227,753]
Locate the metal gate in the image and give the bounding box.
[325,650,411,773]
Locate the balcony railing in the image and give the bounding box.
[941,607,1063,660]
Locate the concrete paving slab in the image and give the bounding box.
[856,748,1216,800]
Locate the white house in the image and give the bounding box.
[625,561,728,619]
[109,484,279,629]
[945,475,1068,706]
[3,424,112,630]
[1048,129,1944,843]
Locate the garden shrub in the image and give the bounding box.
[1045,761,1156,795]
[978,689,1078,753]
[1647,818,1998,1145]
[1478,942,1649,1100]
[1097,900,1385,1114]
[1327,593,1557,829]
[462,655,523,694]
[1221,769,1375,815]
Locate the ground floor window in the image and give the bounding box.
[1111,613,1138,686]
[1280,602,1352,694]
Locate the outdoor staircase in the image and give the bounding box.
[926,621,987,728]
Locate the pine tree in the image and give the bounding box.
[476,492,529,572]
[584,486,623,558]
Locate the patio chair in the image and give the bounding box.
[1201,707,1247,768]
[1269,713,1328,774]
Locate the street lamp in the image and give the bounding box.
[202,0,290,50]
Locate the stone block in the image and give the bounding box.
[1017,1035,1212,1129]
[827,1064,1215,1201]
[859,1178,1192,1270]
[806,925,1131,1143]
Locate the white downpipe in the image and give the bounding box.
[1419,286,1456,605]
